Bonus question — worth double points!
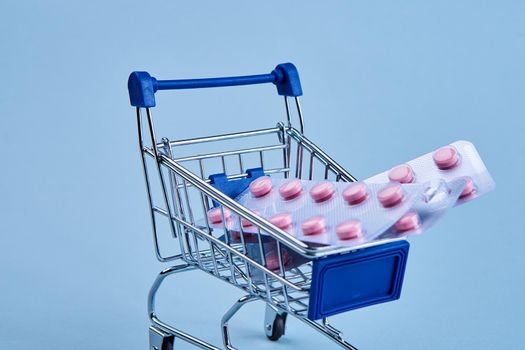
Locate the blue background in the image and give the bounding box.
[1,1,523,349]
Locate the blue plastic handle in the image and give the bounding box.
[128,63,302,108]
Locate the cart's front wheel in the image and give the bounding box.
[267,313,286,341]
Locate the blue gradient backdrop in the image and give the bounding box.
[1,1,523,349]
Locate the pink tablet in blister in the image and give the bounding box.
[241,210,260,227]
[265,254,280,271]
[269,212,292,230]
[301,216,326,236]
[309,181,335,202]
[342,182,368,205]
[207,207,231,224]
[394,211,420,232]
[459,177,475,198]
[335,220,362,240]
[388,164,415,183]
[433,146,460,170]
[249,176,273,197]
[279,179,303,200]
[264,249,290,271]
[377,184,405,208]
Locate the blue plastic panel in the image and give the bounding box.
[208,167,265,207]
[307,240,409,320]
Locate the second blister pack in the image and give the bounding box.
[365,140,495,204]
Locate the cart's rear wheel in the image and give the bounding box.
[151,336,173,350]
[266,313,287,341]
[162,337,173,350]
[149,326,174,350]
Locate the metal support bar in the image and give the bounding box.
[298,317,359,350]
[148,264,221,350]
[221,295,258,350]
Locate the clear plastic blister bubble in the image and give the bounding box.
[380,178,468,238]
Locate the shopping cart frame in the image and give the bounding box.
[128,63,408,350]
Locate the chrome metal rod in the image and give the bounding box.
[221,295,257,350]
[173,144,286,163]
[288,127,358,182]
[161,138,180,239]
[151,316,221,350]
[136,108,179,262]
[294,96,305,134]
[146,108,181,247]
[299,317,359,350]
[166,127,281,147]
[152,197,404,261]
[148,264,222,350]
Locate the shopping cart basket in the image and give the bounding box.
[128,63,410,350]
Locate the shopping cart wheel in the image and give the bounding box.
[149,326,174,350]
[264,304,287,341]
[267,313,286,341]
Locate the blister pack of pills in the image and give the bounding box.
[365,140,495,205]
[207,177,432,247]
[202,140,494,248]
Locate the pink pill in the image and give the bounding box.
[230,231,241,242]
[241,210,260,227]
[301,216,326,236]
[394,211,420,232]
[388,164,415,183]
[309,181,336,202]
[279,179,303,200]
[342,182,368,205]
[207,207,232,224]
[265,254,280,271]
[265,250,289,271]
[433,146,460,170]
[249,176,273,197]
[459,177,475,198]
[377,184,405,208]
[269,213,292,230]
[335,220,362,240]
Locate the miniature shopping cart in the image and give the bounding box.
[128,63,410,350]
